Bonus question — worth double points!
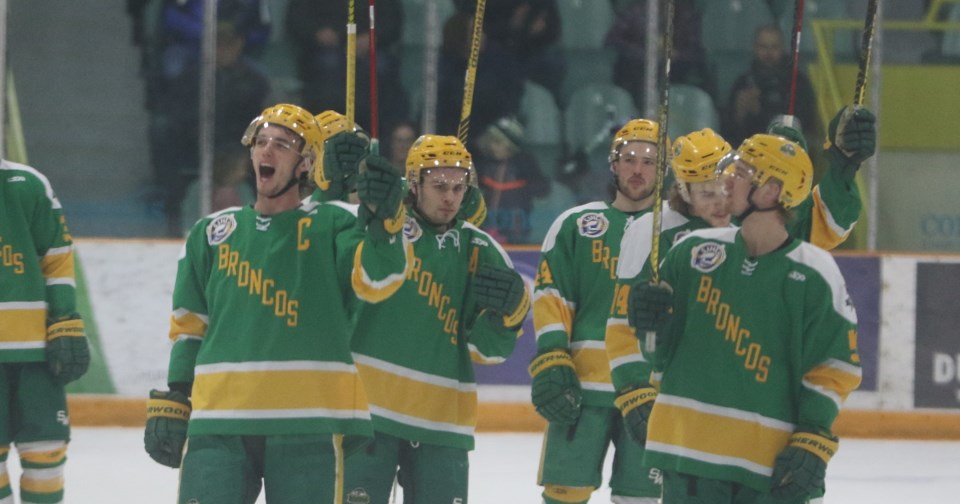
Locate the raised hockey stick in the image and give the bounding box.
[787,0,805,116]
[346,0,356,124]
[368,0,380,144]
[854,0,879,106]
[645,0,674,353]
[457,0,487,144]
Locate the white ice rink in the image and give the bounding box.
[5,428,960,503]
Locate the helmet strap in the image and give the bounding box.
[265,157,305,199]
[736,184,779,220]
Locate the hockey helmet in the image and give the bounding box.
[405,135,475,187]
[312,110,368,190]
[608,119,665,163]
[735,133,812,209]
[241,103,322,161]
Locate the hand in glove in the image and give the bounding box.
[824,106,877,181]
[472,264,529,330]
[767,114,809,152]
[144,389,192,468]
[46,313,90,384]
[316,131,369,200]
[770,429,838,499]
[614,385,658,444]
[357,154,406,241]
[528,349,582,424]
[627,281,673,333]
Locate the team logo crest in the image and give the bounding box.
[577,212,609,238]
[690,242,726,272]
[403,217,422,243]
[206,214,237,245]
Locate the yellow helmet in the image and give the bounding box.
[405,135,475,186]
[241,103,322,160]
[736,133,813,209]
[312,110,366,190]
[608,119,664,163]
[672,128,733,184]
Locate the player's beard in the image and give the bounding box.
[616,174,655,203]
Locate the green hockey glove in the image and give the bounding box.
[144,389,192,468]
[614,385,658,444]
[528,350,582,424]
[457,185,487,226]
[627,281,673,333]
[767,114,808,152]
[825,106,877,181]
[357,154,406,241]
[770,429,838,499]
[317,131,369,200]
[45,313,90,384]
[472,264,529,330]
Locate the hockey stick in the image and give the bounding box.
[457,0,487,144]
[853,0,879,106]
[368,0,380,145]
[346,0,356,124]
[645,0,674,353]
[787,0,805,116]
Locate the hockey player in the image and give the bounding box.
[143,103,410,503]
[342,135,529,504]
[529,119,664,504]
[607,106,876,432]
[628,133,862,503]
[0,159,89,504]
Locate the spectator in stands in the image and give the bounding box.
[437,10,524,138]
[157,21,270,235]
[474,116,551,244]
[605,0,712,108]
[722,24,818,149]
[179,149,256,235]
[286,0,408,133]
[385,120,419,169]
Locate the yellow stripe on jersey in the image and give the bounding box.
[351,241,412,303]
[605,317,642,372]
[0,309,46,344]
[532,290,573,342]
[803,358,863,407]
[40,247,75,284]
[20,472,65,494]
[357,362,478,429]
[570,343,613,388]
[168,310,207,342]
[0,470,8,489]
[647,399,793,474]
[809,188,853,251]
[192,368,368,413]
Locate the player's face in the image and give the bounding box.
[722,159,757,216]
[688,180,730,227]
[415,167,469,226]
[612,141,658,202]
[250,124,306,197]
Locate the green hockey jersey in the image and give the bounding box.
[166,199,409,443]
[643,227,862,492]
[351,214,525,450]
[0,160,77,363]
[534,202,650,407]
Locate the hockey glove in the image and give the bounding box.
[767,114,808,152]
[317,131,369,200]
[472,264,529,330]
[770,429,838,499]
[528,350,582,424]
[45,313,90,384]
[457,185,487,227]
[357,154,406,241]
[614,385,658,444]
[627,281,673,333]
[824,106,877,181]
[144,389,192,468]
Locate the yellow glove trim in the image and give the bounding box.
[382,204,406,235]
[47,318,85,341]
[613,386,658,416]
[788,431,838,464]
[146,398,192,422]
[528,350,575,378]
[502,287,531,329]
